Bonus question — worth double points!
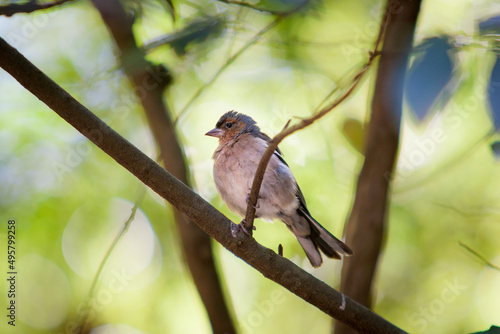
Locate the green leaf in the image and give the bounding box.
[471,325,500,334]
[342,118,365,154]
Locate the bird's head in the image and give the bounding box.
[205,111,259,142]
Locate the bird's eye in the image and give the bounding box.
[225,122,233,129]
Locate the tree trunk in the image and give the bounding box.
[335,0,422,333]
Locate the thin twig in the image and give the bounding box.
[0,0,76,17]
[217,0,289,15]
[242,0,390,233]
[173,18,283,125]
[143,15,224,52]
[227,6,247,58]
[242,68,370,232]
[313,58,374,114]
[373,4,390,56]
[242,22,387,233]
[173,0,309,125]
[76,186,148,333]
[459,242,500,271]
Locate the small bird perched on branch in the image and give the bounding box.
[206,111,353,267]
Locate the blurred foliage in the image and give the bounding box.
[341,118,365,154]
[1,0,500,333]
[479,15,500,37]
[472,325,500,334]
[145,14,226,56]
[404,36,454,121]
[487,55,500,130]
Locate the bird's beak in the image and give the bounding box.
[205,128,223,138]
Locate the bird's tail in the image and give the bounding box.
[296,209,353,268]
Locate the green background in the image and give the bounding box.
[1,0,499,333]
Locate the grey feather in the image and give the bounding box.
[296,236,323,268]
[299,208,353,258]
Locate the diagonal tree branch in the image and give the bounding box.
[89,0,236,333]
[242,7,388,233]
[0,36,406,334]
[243,59,374,233]
[336,0,422,333]
[0,0,76,17]
[242,0,392,234]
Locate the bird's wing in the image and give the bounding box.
[261,133,307,208]
[294,182,309,211]
[259,129,354,260]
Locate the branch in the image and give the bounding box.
[217,0,290,15]
[0,36,407,334]
[459,242,500,271]
[78,186,147,332]
[336,1,422,333]
[0,0,75,17]
[242,29,384,234]
[89,0,236,332]
[242,0,390,234]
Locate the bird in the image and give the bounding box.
[205,111,353,267]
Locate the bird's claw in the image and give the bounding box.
[245,194,260,209]
[231,220,256,237]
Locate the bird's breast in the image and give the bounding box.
[213,142,257,216]
[212,136,299,219]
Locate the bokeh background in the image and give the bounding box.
[1,0,500,333]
